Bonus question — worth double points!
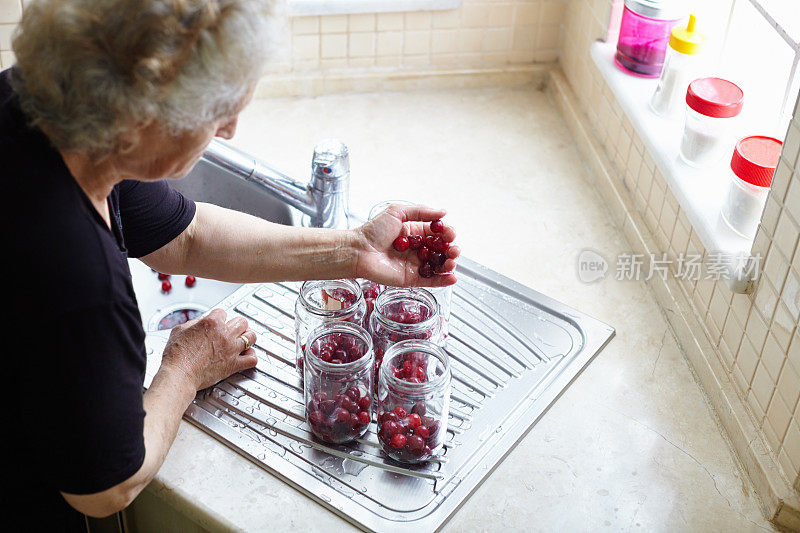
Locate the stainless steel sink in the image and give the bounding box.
[130,152,616,532]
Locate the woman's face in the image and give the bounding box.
[120,90,254,182]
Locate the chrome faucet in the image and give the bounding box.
[202,138,351,229]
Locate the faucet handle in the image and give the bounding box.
[311,139,349,184]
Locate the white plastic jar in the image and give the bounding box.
[679,78,743,167]
[721,136,783,239]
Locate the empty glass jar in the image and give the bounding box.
[426,285,453,342]
[304,321,374,444]
[295,279,366,378]
[377,339,451,463]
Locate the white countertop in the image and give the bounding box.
[141,85,773,531]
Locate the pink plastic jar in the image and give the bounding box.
[615,0,686,78]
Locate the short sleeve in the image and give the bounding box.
[50,301,147,494]
[117,179,196,258]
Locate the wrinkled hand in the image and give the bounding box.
[160,309,258,391]
[354,204,460,288]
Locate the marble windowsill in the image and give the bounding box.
[590,42,754,262]
[288,0,461,17]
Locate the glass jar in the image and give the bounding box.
[367,199,415,221]
[304,321,374,444]
[377,339,451,463]
[295,279,366,378]
[650,14,706,118]
[679,78,744,167]
[369,287,442,381]
[426,285,452,342]
[615,0,685,78]
[721,136,783,239]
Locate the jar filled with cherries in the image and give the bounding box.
[295,279,366,378]
[304,322,374,444]
[377,339,451,463]
[369,287,442,382]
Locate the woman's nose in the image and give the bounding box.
[216,118,238,140]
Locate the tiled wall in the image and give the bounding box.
[0,0,566,72]
[283,0,565,73]
[0,0,21,68]
[560,0,800,493]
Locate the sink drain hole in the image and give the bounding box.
[149,303,208,331]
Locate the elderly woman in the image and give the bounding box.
[1,0,458,529]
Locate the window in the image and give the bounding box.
[288,0,461,17]
[591,0,800,291]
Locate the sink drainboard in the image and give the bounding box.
[142,257,614,531]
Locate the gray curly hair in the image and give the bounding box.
[10,0,273,155]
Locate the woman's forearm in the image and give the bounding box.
[61,365,197,517]
[145,202,362,283]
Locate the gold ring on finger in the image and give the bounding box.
[239,334,252,350]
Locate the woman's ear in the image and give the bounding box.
[117,119,152,155]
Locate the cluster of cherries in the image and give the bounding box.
[390,351,429,383]
[372,300,435,387]
[392,219,453,278]
[154,271,196,293]
[308,331,366,365]
[307,387,372,443]
[377,405,440,462]
[299,329,366,376]
[360,280,381,321]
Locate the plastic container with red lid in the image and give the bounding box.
[679,77,744,167]
[720,136,783,239]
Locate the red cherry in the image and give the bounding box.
[392,235,410,252]
[185,275,196,287]
[429,251,445,268]
[419,263,434,278]
[342,397,358,413]
[407,434,425,454]
[407,413,422,428]
[393,406,407,418]
[309,410,325,426]
[390,433,407,449]
[334,407,350,423]
[415,425,430,439]
[346,386,360,401]
[408,235,423,250]
[313,391,329,403]
[427,235,443,252]
[349,413,360,428]
[357,395,371,410]
[417,246,431,262]
[383,420,400,436]
[157,272,170,280]
[430,219,444,233]
[358,411,371,426]
[161,280,172,292]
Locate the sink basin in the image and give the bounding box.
[130,157,294,337]
[130,152,615,532]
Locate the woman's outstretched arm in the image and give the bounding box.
[141,202,461,287]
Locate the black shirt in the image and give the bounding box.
[0,69,196,530]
